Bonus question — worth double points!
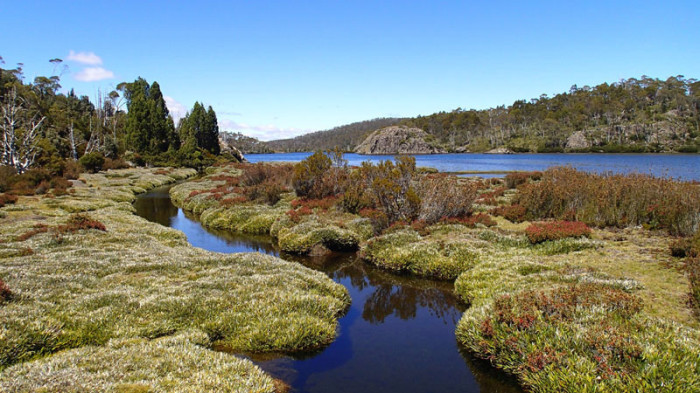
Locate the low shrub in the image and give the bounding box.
[477,186,506,205]
[34,180,51,195]
[441,213,497,228]
[291,196,338,211]
[525,221,591,244]
[0,278,12,302]
[16,224,49,241]
[103,157,130,170]
[50,176,72,190]
[292,150,346,199]
[240,162,293,189]
[0,166,18,192]
[244,181,287,205]
[0,193,18,208]
[416,174,478,224]
[57,214,107,233]
[491,204,527,223]
[516,167,700,236]
[689,256,700,308]
[62,159,82,179]
[504,171,542,189]
[670,238,695,258]
[359,208,389,233]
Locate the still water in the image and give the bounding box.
[245,152,700,180]
[134,186,521,393]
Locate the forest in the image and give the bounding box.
[0,57,232,179]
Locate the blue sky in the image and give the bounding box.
[1,1,698,140]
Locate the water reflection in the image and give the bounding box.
[134,185,522,393]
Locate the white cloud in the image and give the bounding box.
[73,67,115,82]
[164,96,187,124]
[219,119,311,141]
[66,50,103,65]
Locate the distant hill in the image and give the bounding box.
[265,76,700,154]
[266,118,404,152]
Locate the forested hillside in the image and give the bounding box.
[266,117,404,152]
[265,76,699,153]
[401,75,699,153]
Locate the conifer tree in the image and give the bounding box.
[178,102,220,155]
[123,78,177,154]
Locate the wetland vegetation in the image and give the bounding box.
[166,151,700,392]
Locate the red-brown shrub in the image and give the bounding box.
[516,167,700,236]
[286,206,313,223]
[220,196,248,207]
[492,204,527,223]
[291,196,338,211]
[492,284,642,329]
[241,163,293,188]
[56,214,107,234]
[441,213,497,228]
[50,176,72,191]
[34,180,51,195]
[0,279,12,302]
[359,208,390,232]
[103,158,130,170]
[525,221,592,244]
[244,181,287,205]
[0,193,18,208]
[504,171,542,189]
[16,224,49,241]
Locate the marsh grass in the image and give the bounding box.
[0,167,349,391]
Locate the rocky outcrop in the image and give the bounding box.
[354,126,445,155]
[485,147,514,154]
[566,131,591,150]
[218,136,247,162]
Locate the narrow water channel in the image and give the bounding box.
[134,185,522,393]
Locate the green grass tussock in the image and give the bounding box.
[361,228,479,280]
[0,330,277,393]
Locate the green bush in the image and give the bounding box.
[79,152,106,173]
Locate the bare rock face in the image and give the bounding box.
[354,126,445,155]
[566,131,591,150]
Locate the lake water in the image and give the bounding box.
[134,186,522,393]
[245,152,700,180]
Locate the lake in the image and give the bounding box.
[245,152,700,180]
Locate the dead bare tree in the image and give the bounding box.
[1,86,46,173]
